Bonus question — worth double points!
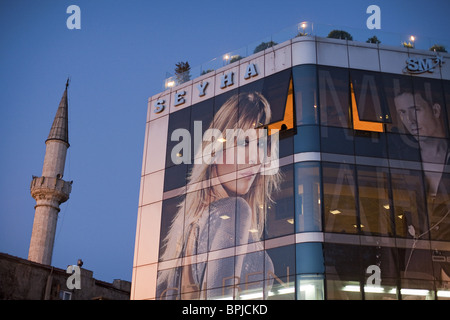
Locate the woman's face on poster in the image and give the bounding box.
[394,92,444,139]
[215,134,263,195]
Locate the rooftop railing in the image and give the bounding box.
[163,21,450,90]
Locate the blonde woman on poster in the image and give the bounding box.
[157,92,281,300]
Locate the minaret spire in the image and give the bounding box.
[28,81,73,265]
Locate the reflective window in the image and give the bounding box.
[354,131,388,158]
[444,80,450,136]
[163,163,188,191]
[321,127,354,155]
[412,77,448,139]
[293,65,319,125]
[294,125,320,153]
[318,66,350,128]
[266,245,296,300]
[363,279,398,300]
[265,164,295,239]
[205,256,236,300]
[397,247,434,281]
[390,168,428,238]
[235,251,265,300]
[431,248,450,284]
[426,171,450,241]
[324,243,362,299]
[326,277,362,300]
[296,243,324,274]
[295,162,322,232]
[190,98,214,163]
[322,163,358,234]
[359,244,398,280]
[296,274,324,300]
[165,106,191,168]
[383,73,414,135]
[323,243,361,276]
[357,165,393,236]
[400,279,436,300]
[386,132,421,162]
[350,69,390,123]
[158,195,185,262]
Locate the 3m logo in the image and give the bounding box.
[404,56,444,74]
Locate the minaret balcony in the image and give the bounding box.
[30,176,72,203]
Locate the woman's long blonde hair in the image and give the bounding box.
[158,91,282,269]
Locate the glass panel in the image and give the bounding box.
[293,64,319,125]
[265,245,296,299]
[239,280,264,300]
[235,251,265,300]
[278,135,293,159]
[357,165,393,236]
[318,66,350,128]
[179,262,207,300]
[205,256,236,295]
[321,126,354,155]
[363,278,398,300]
[268,276,295,300]
[238,69,292,132]
[183,188,211,256]
[296,243,324,274]
[390,168,428,238]
[208,193,237,251]
[437,282,450,300]
[400,279,436,300]
[265,164,295,239]
[359,244,399,280]
[163,163,188,191]
[323,243,361,277]
[326,277,362,300]
[165,106,191,167]
[443,80,450,137]
[322,162,358,234]
[354,131,388,158]
[397,247,434,281]
[190,98,214,163]
[296,274,324,300]
[382,72,414,135]
[266,245,296,279]
[158,195,185,262]
[156,268,180,300]
[412,77,448,139]
[295,162,322,232]
[427,171,450,241]
[259,69,292,124]
[350,69,390,123]
[431,247,450,284]
[386,132,421,162]
[294,125,320,153]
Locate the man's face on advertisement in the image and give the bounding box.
[394,92,444,139]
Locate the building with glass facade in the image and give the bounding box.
[131,34,450,300]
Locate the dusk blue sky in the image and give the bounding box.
[1,0,449,283]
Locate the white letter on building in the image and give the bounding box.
[154,99,165,113]
[66,5,81,30]
[366,5,381,30]
[220,72,234,89]
[174,91,186,106]
[66,265,81,289]
[197,82,209,97]
[366,265,381,286]
[244,64,258,79]
[171,129,191,164]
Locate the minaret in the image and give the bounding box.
[28,80,73,265]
